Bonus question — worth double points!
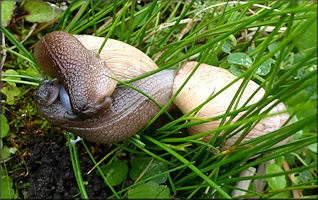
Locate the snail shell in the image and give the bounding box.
[173,62,289,148]
[74,35,158,81]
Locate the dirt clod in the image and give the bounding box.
[15,135,108,199]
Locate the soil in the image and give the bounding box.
[11,135,108,199]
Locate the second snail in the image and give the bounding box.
[34,31,290,149]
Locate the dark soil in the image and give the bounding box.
[12,135,108,199]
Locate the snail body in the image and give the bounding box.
[34,31,117,119]
[35,70,175,144]
[34,31,289,147]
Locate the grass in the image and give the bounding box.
[1,1,317,199]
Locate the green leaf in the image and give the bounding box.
[1,69,21,105]
[2,69,20,87]
[0,1,16,27]
[298,170,314,184]
[228,34,237,47]
[1,174,15,199]
[130,157,151,180]
[97,160,128,186]
[17,67,39,78]
[247,46,256,54]
[1,146,11,160]
[268,190,292,199]
[307,143,317,153]
[1,85,21,105]
[227,52,253,67]
[221,35,237,54]
[296,20,317,52]
[268,42,280,59]
[128,181,170,199]
[249,46,272,76]
[23,1,61,23]
[1,115,10,138]
[266,163,286,189]
[130,157,168,184]
[221,41,232,54]
[255,58,273,76]
[229,65,243,76]
[274,156,284,167]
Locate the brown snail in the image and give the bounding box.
[34,31,289,147]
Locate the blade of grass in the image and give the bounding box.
[80,140,121,199]
[67,134,89,199]
[97,2,130,54]
[64,1,90,32]
[144,135,232,199]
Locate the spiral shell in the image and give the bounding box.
[173,61,289,148]
[74,35,158,81]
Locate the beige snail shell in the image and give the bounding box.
[74,34,158,81]
[173,61,290,148]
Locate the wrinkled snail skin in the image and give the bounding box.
[34,70,176,144]
[34,31,117,119]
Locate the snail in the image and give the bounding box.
[34,31,289,148]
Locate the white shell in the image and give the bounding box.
[173,61,289,148]
[74,35,159,81]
